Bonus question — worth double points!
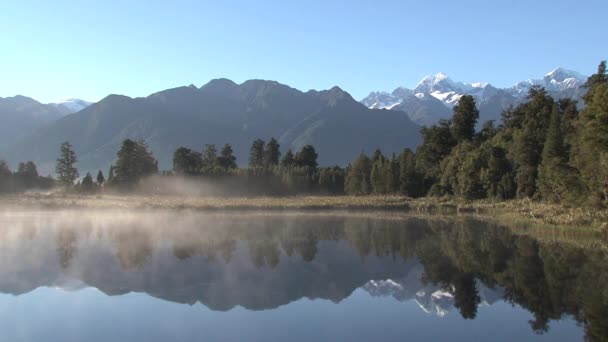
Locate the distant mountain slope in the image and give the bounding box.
[362,67,587,126]
[3,80,421,173]
[0,96,90,150]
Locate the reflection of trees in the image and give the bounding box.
[47,213,606,341]
[56,229,78,269]
[111,228,153,270]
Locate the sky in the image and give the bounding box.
[0,0,606,103]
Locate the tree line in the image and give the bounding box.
[1,60,606,204]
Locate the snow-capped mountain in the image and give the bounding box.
[362,67,587,126]
[362,267,504,318]
[48,98,92,113]
[509,67,586,97]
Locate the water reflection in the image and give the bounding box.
[0,211,606,341]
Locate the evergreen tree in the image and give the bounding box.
[264,138,281,168]
[295,145,318,169]
[55,141,79,187]
[96,170,105,186]
[575,61,608,204]
[81,172,94,192]
[345,153,372,195]
[114,139,158,187]
[249,139,265,168]
[512,87,554,198]
[385,154,400,193]
[399,149,423,197]
[217,144,237,170]
[416,119,457,185]
[16,161,39,189]
[107,165,115,184]
[452,95,480,142]
[537,105,578,202]
[370,159,386,194]
[281,149,295,167]
[173,147,203,175]
[201,144,218,174]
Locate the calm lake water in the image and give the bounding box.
[0,210,605,342]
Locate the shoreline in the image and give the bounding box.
[1,193,607,232]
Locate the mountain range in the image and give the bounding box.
[0,67,588,174]
[0,96,90,149]
[361,67,587,126]
[1,80,420,173]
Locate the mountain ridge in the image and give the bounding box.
[2,79,420,174]
[361,67,588,126]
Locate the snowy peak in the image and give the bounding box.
[544,67,585,82]
[48,98,92,113]
[510,67,586,96]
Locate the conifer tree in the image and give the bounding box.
[537,105,577,202]
[345,153,372,195]
[217,144,237,170]
[249,139,265,168]
[452,95,479,142]
[264,138,281,168]
[81,172,94,192]
[575,61,608,203]
[55,141,79,187]
[370,159,386,194]
[399,149,423,197]
[281,149,295,167]
[96,170,105,185]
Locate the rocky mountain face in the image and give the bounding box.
[2,80,420,173]
[361,67,587,126]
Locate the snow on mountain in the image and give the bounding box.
[362,264,504,318]
[48,98,92,113]
[508,67,586,97]
[361,67,587,126]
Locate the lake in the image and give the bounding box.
[0,210,605,341]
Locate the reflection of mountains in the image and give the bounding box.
[0,213,419,311]
[362,263,503,317]
[0,211,606,340]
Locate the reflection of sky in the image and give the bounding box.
[0,287,582,342]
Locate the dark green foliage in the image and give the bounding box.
[385,154,400,194]
[218,144,237,170]
[173,147,203,175]
[537,105,582,202]
[107,165,115,184]
[451,95,479,142]
[16,161,39,189]
[399,149,424,197]
[281,149,295,168]
[575,61,608,204]
[201,144,218,174]
[81,172,94,192]
[295,145,318,169]
[114,139,158,186]
[512,87,554,198]
[345,153,372,195]
[249,139,265,168]
[264,138,281,168]
[318,167,345,194]
[55,141,79,187]
[96,170,105,185]
[416,119,457,184]
[370,152,386,194]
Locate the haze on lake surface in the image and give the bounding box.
[0,210,605,341]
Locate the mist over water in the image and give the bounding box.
[0,210,604,341]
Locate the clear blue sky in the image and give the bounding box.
[1,0,606,103]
